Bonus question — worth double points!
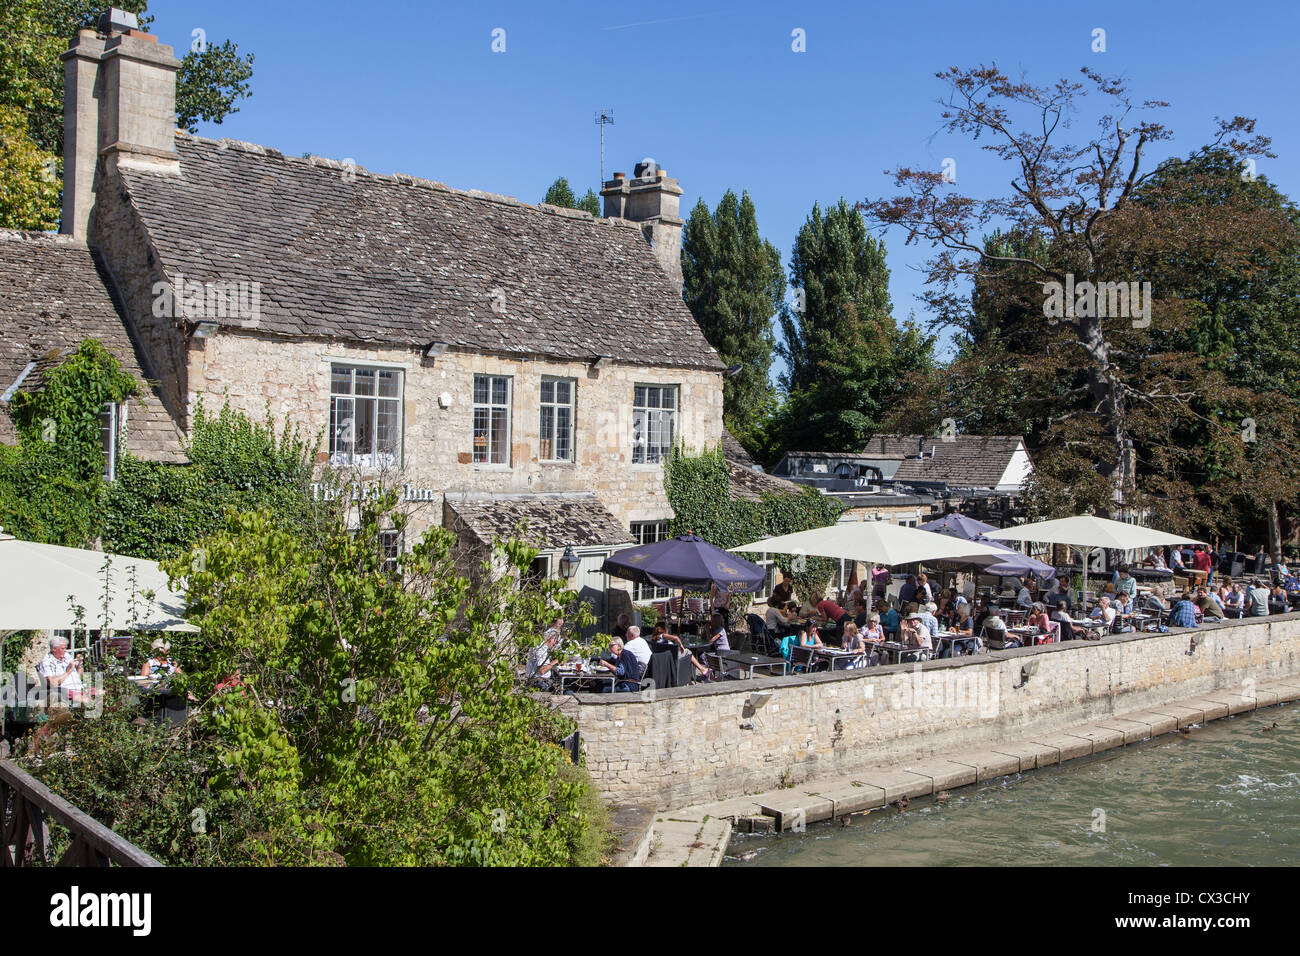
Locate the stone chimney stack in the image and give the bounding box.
[61,8,182,241]
[600,161,685,288]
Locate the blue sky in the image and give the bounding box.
[154,0,1299,367]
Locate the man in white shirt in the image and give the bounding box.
[525,630,561,688]
[1090,595,1117,627]
[624,626,652,672]
[36,636,84,699]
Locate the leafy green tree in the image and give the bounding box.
[543,177,600,216]
[681,190,784,448]
[576,189,600,216]
[0,0,254,231]
[771,199,934,454]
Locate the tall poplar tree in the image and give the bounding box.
[680,190,784,447]
[772,199,933,454]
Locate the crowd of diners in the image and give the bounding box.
[521,544,1300,692]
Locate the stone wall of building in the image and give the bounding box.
[188,332,724,535]
[564,615,1300,810]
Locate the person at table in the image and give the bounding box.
[1026,602,1052,635]
[1114,566,1138,602]
[1198,586,1226,618]
[1169,547,1185,572]
[36,635,86,702]
[1246,579,1271,617]
[1144,548,1169,571]
[973,597,993,634]
[851,598,869,629]
[900,612,933,655]
[837,621,868,669]
[950,602,974,635]
[770,580,795,609]
[1014,580,1034,609]
[916,574,934,605]
[624,625,653,673]
[765,597,798,636]
[612,613,631,639]
[1112,590,1135,625]
[653,622,711,682]
[142,639,183,678]
[979,606,1015,644]
[898,574,919,607]
[877,599,900,640]
[709,583,732,627]
[525,629,562,690]
[1170,592,1200,628]
[1090,595,1117,628]
[814,594,849,641]
[871,563,891,598]
[1051,602,1085,640]
[1144,590,1170,613]
[705,614,731,653]
[1222,584,1243,618]
[1045,578,1072,610]
[1268,583,1289,615]
[595,636,644,692]
[919,602,941,644]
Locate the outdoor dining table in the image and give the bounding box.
[810,647,864,670]
[934,632,979,657]
[877,641,927,665]
[554,667,617,694]
[719,650,788,678]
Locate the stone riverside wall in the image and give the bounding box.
[563,615,1300,810]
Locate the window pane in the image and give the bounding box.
[331,396,355,463]
[355,397,376,461]
[645,387,660,409]
[634,385,646,408]
[492,377,508,406]
[556,380,570,405]
[661,387,676,409]
[556,406,571,461]
[377,369,399,398]
[490,408,508,464]
[331,366,352,395]
[474,376,488,405]
[473,407,489,462]
[376,398,400,458]
[539,405,554,460]
[354,368,375,396]
[540,379,554,404]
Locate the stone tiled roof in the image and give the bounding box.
[116,135,724,371]
[445,493,635,551]
[865,434,1025,488]
[0,231,186,462]
[720,429,756,467]
[727,461,806,502]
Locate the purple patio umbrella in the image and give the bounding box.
[971,536,1056,581]
[919,512,999,540]
[601,534,767,593]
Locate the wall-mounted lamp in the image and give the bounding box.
[1015,659,1039,689]
[191,319,218,340]
[590,354,611,369]
[1187,632,1206,655]
[741,689,773,728]
[423,341,449,360]
[724,364,744,379]
[558,545,580,580]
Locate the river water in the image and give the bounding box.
[724,703,1298,867]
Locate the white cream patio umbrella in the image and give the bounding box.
[0,533,194,634]
[733,521,1012,567]
[984,515,1206,602]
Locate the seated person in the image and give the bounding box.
[1269,584,1289,614]
[1026,602,1052,636]
[1202,587,1227,617]
[1144,591,1170,613]
[979,608,1018,648]
[901,613,932,654]
[706,614,731,653]
[1090,595,1117,628]
[1247,579,1271,617]
[1170,592,1200,628]
[1015,581,1034,609]
[653,623,711,681]
[919,602,941,643]
[36,635,86,702]
[142,639,183,678]
[594,637,643,692]
[853,599,870,630]
[1145,548,1168,571]
[837,621,868,669]
[950,602,974,635]
[1044,580,1072,610]
[1224,584,1244,617]
[878,600,901,639]
[764,598,797,636]
[525,630,562,689]
[899,574,919,607]
[623,625,653,672]
[1050,602,1084,640]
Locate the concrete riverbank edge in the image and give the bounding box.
[563,615,1300,812]
[630,676,1300,866]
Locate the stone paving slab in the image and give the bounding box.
[1095,719,1154,745]
[987,741,1059,771]
[807,782,888,816]
[1196,692,1254,716]
[1116,710,1179,736]
[757,792,835,832]
[1147,703,1206,727]
[1029,732,1094,761]
[1062,725,1125,752]
[944,749,1023,780]
[690,818,731,867]
[1250,688,1281,709]
[692,796,765,823]
[853,769,935,802]
[1263,680,1300,703]
[1183,697,1231,721]
[898,758,978,790]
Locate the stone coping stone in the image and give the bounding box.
[691,796,765,824]
[1264,680,1300,703]
[804,782,888,816]
[608,806,656,867]
[1029,732,1093,761]
[853,769,935,802]
[943,748,1022,780]
[898,758,978,790]
[1182,697,1231,721]
[1061,725,1125,752]
[987,741,1060,771]
[1094,719,1154,745]
[1117,710,1179,736]
[1147,703,1207,727]
[1249,687,1281,709]
[757,792,835,832]
[1195,693,1254,717]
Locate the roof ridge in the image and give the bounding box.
[175,131,633,229]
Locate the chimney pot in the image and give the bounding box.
[613,172,625,181]
[97,8,140,35]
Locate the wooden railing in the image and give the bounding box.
[0,760,161,867]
